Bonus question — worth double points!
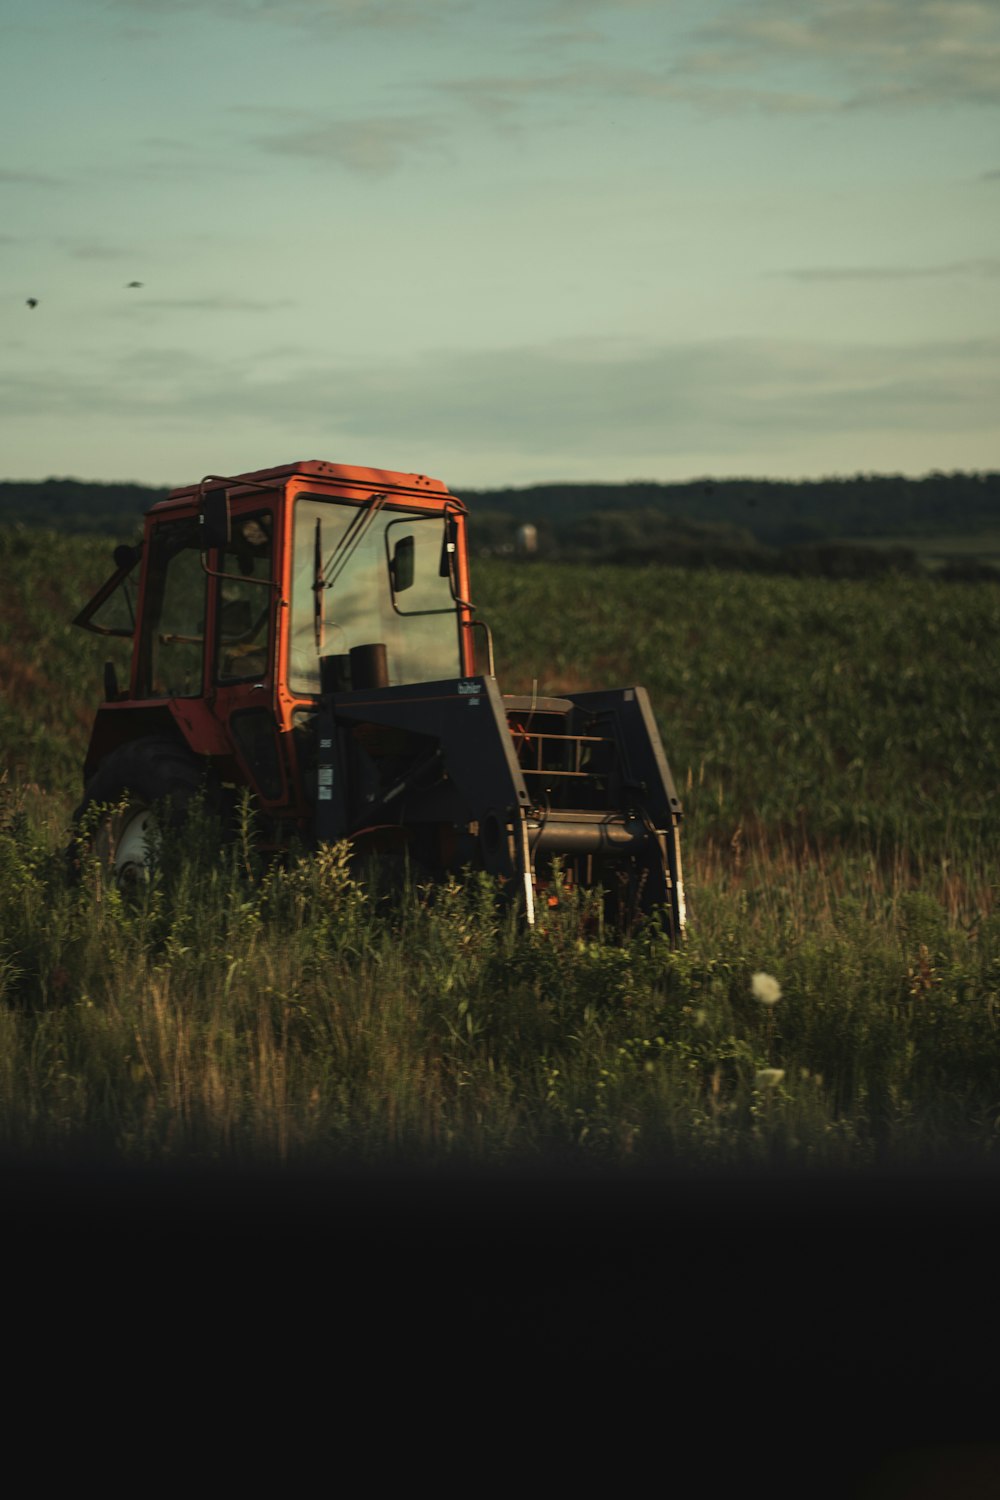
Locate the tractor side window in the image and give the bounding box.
[215,511,274,683]
[138,519,206,699]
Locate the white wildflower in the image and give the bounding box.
[751,972,782,1006]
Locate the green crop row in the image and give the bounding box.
[475,559,1000,860]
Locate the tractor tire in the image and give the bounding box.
[68,735,210,886]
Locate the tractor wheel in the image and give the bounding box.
[68,735,210,886]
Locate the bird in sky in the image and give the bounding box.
[26,297,38,308]
[126,281,143,288]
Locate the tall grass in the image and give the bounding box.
[1,777,997,1169]
[2,531,998,1169]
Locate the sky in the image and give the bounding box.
[1,0,998,490]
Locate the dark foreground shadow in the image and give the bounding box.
[4,1150,997,1489]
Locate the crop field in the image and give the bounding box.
[1,525,999,1171]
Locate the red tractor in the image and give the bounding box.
[73,459,685,936]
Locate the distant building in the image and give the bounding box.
[515,523,538,557]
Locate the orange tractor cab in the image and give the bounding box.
[74,459,685,935]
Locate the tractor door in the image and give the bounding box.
[208,504,288,807]
[72,542,142,698]
[136,517,207,701]
[282,489,470,829]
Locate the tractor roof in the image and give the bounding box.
[152,459,453,513]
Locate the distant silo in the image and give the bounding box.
[515,523,538,557]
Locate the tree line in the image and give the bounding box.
[1,470,997,577]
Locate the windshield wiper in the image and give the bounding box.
[313,515,325,652]
[313,491,388,655]
[322,491,387,590]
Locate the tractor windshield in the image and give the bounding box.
[289,494,460,694]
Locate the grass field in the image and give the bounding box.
[1,527,999,1170]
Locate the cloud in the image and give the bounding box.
[108,0,655,26]
[253,114,449,174]
[60,240,136,262]
[687,0,1000,111]
[0,168,66,187]
[522,0,658,13]
[440,64,831,122]
[442,1,1000,121]
[774,259,1000,281]
[116,296,294,312]
[8,333,998,473]
[109,0,467,33]
[124,134,256,181]
[94,1,1000,156]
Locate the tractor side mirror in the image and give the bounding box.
[201,488,232,549]
[389,534,415,594]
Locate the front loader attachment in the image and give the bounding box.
[505,685,685,938]
[313,675,684,939]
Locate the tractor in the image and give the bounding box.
[72,459,685,937]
